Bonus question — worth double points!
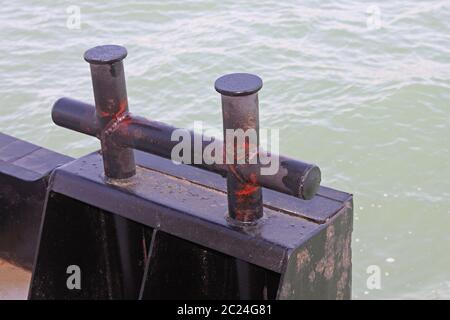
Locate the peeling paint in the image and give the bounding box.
[296,248,311,274]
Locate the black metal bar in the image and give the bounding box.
[52,44,320,199]
[52,98,320,200]
[214,73,263,223]
[51,98,99,136]
[84,45,136,179]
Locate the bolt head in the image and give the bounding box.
[84,45,128,65]
[215,73,263,97]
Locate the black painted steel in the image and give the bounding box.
[0,133,72,268]
[215,73,263,223]
[29,192,151,299]
[85,45,136,179]
[29,150,353,299]
[52,98,320,200]
[51,44,321,201]
[215,73,263,96]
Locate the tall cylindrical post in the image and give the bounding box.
[84,45,136,179]
[215,73,264,224]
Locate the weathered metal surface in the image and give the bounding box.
[85,45,136,179]
[215,73,263,223]
[278,203,353,300]
[51,45,321,201]
[29,150,352,299]
[139,230,280,299]
[133,152,343,224]
[52,97,320,200]
[29,192,151,299]
[40,152,318,273]
[0,133,72,269]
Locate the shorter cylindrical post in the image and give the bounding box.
[215,73,264,224]
[84,45,136,179]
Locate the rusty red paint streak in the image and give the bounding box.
[235,183,258,197]
[118,99,128,114]
[101,99,132,136]
[97,110,110,117]
[110,99,128,122]
[98,100,128,119]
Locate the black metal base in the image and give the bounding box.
[29,150,353,300]
[0,133,72,269]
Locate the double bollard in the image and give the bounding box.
[53,44,321,225]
